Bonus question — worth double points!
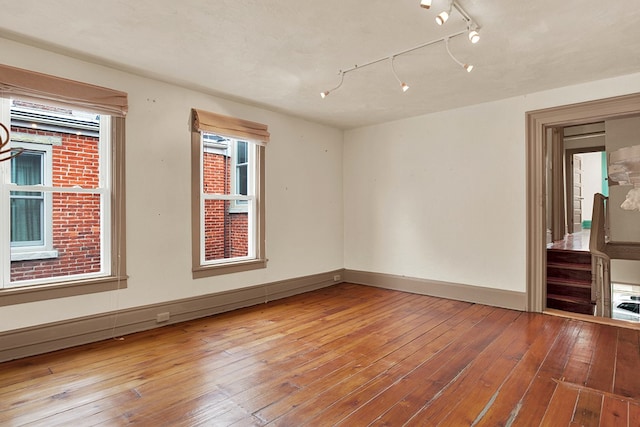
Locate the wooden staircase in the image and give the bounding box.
[546,249,595,315]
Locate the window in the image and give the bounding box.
[230,140,250,213]
[10,141,57,260]
[0,64,127,305]
[191,108,268,278]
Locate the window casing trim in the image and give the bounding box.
[0,64,128,117]
[0,66,127,304]
[0,115,127,303]
[191,128,266,278]
[0,274,129,306]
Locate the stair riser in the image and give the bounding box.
[547,298,595,315]
[547,283,591,300]
[547,249,594,316]
[547,267,591,282]
[547,250,591,265]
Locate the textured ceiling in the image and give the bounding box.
[1,0,640,129]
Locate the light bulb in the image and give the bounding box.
[436,10,449,25]
[464,64,474,72]
[320,91,329,99]
[401,82,409,92]
[420,0,432,9]
[468,30,480,44]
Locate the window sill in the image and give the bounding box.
[10,250,59,261]
[193,258,267,279]
[228,208,249,214]
[0,275,128,307]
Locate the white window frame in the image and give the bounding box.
[199,133,256,266]
[0,99,112,289]
[9,141,58,261]
[229,139,252,214]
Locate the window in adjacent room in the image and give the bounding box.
[10,140,55,260]
[0,64,127,305]
[191,108,268,278]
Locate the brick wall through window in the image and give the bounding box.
[203,150,249,261]
[10,126,101,282]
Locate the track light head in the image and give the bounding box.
[320,72,345,99]
[420,0,432,9]
[390,56,410,93]
[436,10,449,25]
[444,37,474,73]
[436,0,453,25]
[468,29,480,44]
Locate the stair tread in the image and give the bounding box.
[547,293,594,305]
[547,261,591,270]
[547,248,590,254]
[547,277,591,287]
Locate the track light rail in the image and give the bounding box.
[320,1,481,98]
[341,30,466,75]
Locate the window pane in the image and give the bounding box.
[237,141,248,164]
[11,197,43,244]
[203,199,249,261]
[11,152,44,245]
[11,151,43,199]
[12,151,43,185]
[237,164,248,196]
[11,192,103,283]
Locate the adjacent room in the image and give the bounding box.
[1,0,640,425]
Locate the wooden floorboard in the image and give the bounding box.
[1,283,640,426]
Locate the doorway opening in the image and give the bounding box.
[525,92,640,314]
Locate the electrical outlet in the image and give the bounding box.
[156,312,170,323]
[333,274,341,282]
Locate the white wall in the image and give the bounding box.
[0,38,344,331]
[605,117,640,242]
[344,72,640,293]
[579,151,604,223]
[612,259,640,285]
[4,37,640,332]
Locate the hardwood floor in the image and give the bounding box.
[547,229,591,251]
[1,283,639,426]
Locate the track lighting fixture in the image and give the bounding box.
[420,0,432,9]
[436,0,481,46]
[444,37,473,72]
[468,28,480,44]
[436,10,450,25]
[435,0,453,25]
[320,1,481,98]
[319,72,344,98]
[390,56,410,92]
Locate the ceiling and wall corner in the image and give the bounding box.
[0,0,639,129]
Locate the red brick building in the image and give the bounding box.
[9,103,102,283]
[202,140,249,261]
